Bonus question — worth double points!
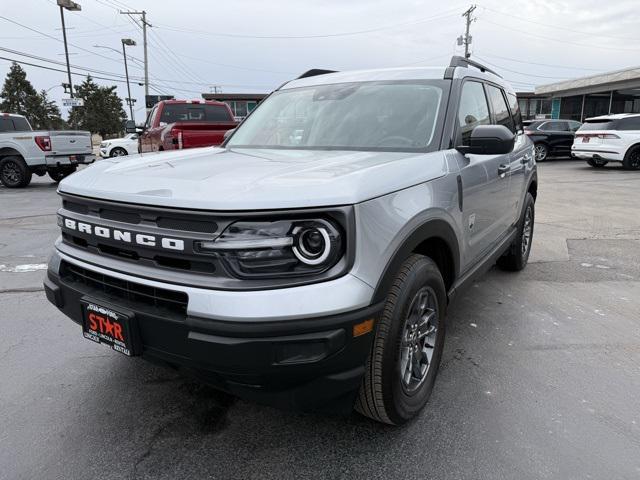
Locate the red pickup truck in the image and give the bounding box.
[138,100,237,153]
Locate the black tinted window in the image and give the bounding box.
[579,120,617,131]
[507,93,523,132]
[12,117,31,131]
[618,117,640,130]
[161,104,232,123]
[486,85,515,132]
[457,81,490,145]
[0,118,14,132]
[540,121,568,131]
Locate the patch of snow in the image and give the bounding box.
[0,263,48,273]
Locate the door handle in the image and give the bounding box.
[498,163,510,177]
[521,153,532,164]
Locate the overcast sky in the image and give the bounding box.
[1,0,639,121]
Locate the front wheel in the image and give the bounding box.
[356,254,447,425]
[534,143,548,162]
[0,156,32,188]
[497,192,535,271]
[110,147,128,157]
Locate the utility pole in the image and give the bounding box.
[57,0,81,98]
[461,5,476,59]
[121,39,136,122]
[120,10,150,103]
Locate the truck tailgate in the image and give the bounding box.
[172,122,237,148]
[49,130,93,155]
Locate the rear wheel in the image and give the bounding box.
[587,158,608,168]
[534,143,548,162]
[110,147,128,157]
[623,146,640,170]
[0,156,31,188]
[498,192,535,271]
[48,165,77,183]
[356,254,447,425]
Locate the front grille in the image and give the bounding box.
[60,261,188,315]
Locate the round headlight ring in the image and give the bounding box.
[292,225,332,266]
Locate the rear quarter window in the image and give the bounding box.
[11,117,31,131]
[579,120,618,131]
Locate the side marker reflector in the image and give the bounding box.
[353,319,374,337]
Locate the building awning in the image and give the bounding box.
[535,66,640,97]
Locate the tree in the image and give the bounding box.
[67,76,127,136]
[0,62,66,130]
[27,90,66,130]
[0,62,38,118]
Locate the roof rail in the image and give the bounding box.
[444,55,502,79]
[297,69,338,79]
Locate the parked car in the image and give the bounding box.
[99,133,138,157]
[572,113,640,169]
[524,119,582,161]
[0,113,95,188]
[44,56,537,425]
[138,99,237,153]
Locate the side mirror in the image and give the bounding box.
[124,120,137,134]
[223,128,235,140]
[456,125,515,155]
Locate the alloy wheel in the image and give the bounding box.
[629,151,640,169]
[534,144,547,161]
[399,286,439,393]
[1,160,20,185]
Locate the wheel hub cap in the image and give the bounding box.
[399,287,438,393]
[2,162,20,184]
[521,206,533,257]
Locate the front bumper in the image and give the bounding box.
[44,256,381,413]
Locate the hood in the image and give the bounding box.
[59,147,448,210]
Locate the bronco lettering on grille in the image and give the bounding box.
[62,217,185,251]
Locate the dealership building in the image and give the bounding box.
[201,93,267,120]
[517,65,640,122]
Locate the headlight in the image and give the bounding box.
[196,218,343,278]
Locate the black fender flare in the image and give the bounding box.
[371,218,460,304]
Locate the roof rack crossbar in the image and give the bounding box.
[297,69,338,79]
[447,55,502,78]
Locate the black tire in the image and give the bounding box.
[48,165,77,183]
[534,143,548,162]
[356,254,447,425]
[110,147,128,157]
[497,192,535,271]
[622,146,640,170]
[0,156,32,188]
[587,158,608,168]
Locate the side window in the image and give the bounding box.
[0,117,14,132]
[457,81,491,146]
[507,93,523,132]
[618,117,640,131]
[539,121,566,131]
[569,121,582,132]
[486,85,515,133]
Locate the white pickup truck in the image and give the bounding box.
[0,113,95,188]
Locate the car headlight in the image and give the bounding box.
[196,218,343,278]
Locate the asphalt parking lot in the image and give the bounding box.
[1,160,639,480]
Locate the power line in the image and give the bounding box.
[153,9,463,40]
[476,52,604,73]
[480,18,640,52]
[473,56,569,80]
[480,5,640,43]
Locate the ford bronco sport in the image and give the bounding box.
[44,56,537,425]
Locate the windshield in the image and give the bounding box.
[227,80,446,151]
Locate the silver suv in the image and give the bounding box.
[44,56,537,425]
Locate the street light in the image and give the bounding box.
[57,0,81,99]
[121,38,136,122]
